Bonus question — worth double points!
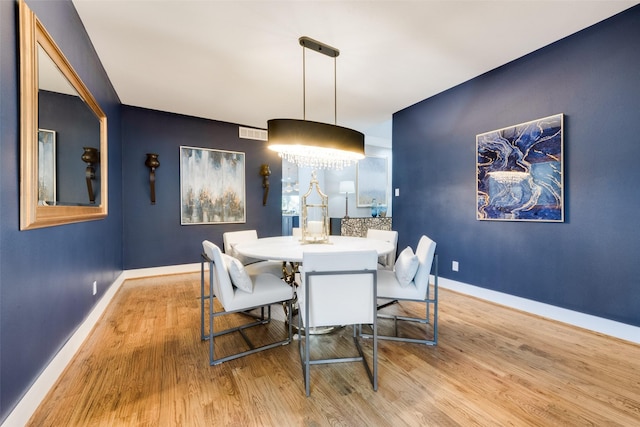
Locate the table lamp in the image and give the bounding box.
[339,181,355,218]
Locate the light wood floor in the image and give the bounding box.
[29,273,640,426]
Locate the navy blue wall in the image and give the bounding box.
[2,0,638,422]
[0,0,122,421]
[393,5,640,327]
[39,90,103,204]
[122,106,283,269]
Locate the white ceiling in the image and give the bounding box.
[72,0,638,143]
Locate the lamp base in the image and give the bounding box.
[344,195,350,219]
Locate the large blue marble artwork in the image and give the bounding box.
[477,114,563,222]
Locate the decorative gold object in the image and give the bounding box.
[300,171,329,244]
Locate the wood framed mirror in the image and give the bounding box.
[19,0,108,230]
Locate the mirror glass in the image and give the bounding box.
[20,0,108,229]
[38,45,102,206]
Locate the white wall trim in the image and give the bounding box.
[122,262,202,279]
[2,271,127,427]
[5,266,638,426]
[439,277,640,345]
[2,263,204,427]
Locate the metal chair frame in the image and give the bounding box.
[299,266,378,396]
[364,255,438,346]
[200,252,293,365]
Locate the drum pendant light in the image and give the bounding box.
[268,37,365,170]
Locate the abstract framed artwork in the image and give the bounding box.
[357,155,388,207]
[180,146,246,225]
[38,129,56,205]
[477,113,564,222]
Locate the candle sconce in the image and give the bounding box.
[81,147,99,204]
[259,164,271,206]
[145,153,160,204]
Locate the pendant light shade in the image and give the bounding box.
[268,37,364,170]
[268,119,364,169]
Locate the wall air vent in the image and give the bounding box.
[239,126,268,141]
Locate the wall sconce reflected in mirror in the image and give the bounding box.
[260,164,271,206]
[81,147,99,204]
[145,153,160,205]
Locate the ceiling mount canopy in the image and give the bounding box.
[268,36,364,170]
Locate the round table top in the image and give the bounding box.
[234,235,394,263]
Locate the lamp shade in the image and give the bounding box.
[268,119,365,169]
[339,181,355,194]
[268,37,365,170]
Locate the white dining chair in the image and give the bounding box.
[366,229,398,270]
[298,250,379,396]
[201,240,294,365]
[363,235,438,346]
[223,230,283,277]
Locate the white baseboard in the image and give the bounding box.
[2,263,204,427]
[5,267,638,426]
[122,262,202,279]
[2,263,208,427]
[2,271,128,427]
[439,277,640,345]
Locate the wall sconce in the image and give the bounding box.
[259,164,271,206]
[81,147,99,204]
[145,153,160,205]
[339,180,355,218]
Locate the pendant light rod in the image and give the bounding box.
[334,54,337,125]
[299,37,340,57]
[299,36,339,125]
[267,36,364,170]
[303,44,306,120]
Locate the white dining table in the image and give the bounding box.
[234,235,394,264]
[235,235,393,335]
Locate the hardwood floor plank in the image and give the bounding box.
[27,273,640,426]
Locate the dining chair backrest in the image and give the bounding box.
[202,240,234,308]
[366,229,398,269]
[300,250,378,328]
[413,235,437,297]
[223,230,260,265]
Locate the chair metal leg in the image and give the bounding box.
[363,259,438,346]
[352,324,377,391]
[376,298,398,310]
[200,257,211,341]
[203,254,293,365]
[298,268,378,396]
[364,299,437,345]
[209,301,293,365]
[365,309,436,345]
[368,287,437,345]
[209,304,293,365]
